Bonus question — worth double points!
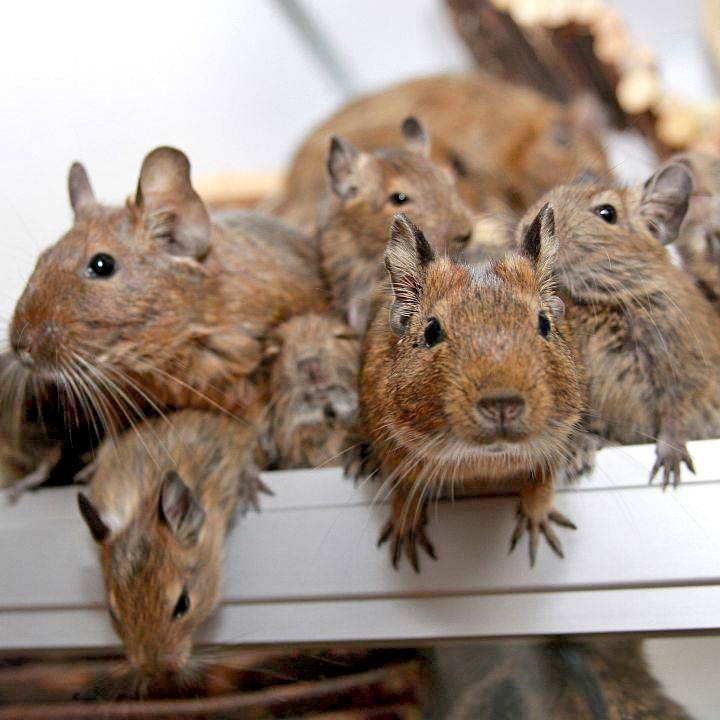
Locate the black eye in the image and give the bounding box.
[538,311,551,339]
[86,253,116,278]
[172,589,190,620]
[424,317,443,347]
[593,204,617,224]
[389,192,409,206]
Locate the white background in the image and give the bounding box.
[1,2,718,717]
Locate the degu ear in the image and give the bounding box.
[520,202,559,275]
[136,146,211,259]
[158,470,205,546]
[401,116,430,157]
[553,94,606,147]
[385,213,435,335]
[640,162,693,245]
[327,135,362,199]
[77,492,110,544]
[68,162,97,219]
[159,470,206,547]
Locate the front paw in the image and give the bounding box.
[4,461,54,504]
[343,438,379,484]
[237,464,273,514]
[650,439,695,490]
[377,512,437,573]
[509,504,576,566]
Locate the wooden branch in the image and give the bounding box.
[445,0,720,155]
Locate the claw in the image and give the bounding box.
[257,477,274,496]
[407,539,420,573]
[650,442,694,490]
[540,521,564,559]
[418,530,437,560]
[237,468,271,515]
[378,511,436,572]
[548,509,577,529]
[377,519,394,547]
[510,503,576,566]
[684,454,696,475]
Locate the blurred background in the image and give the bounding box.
[2,1,720,717]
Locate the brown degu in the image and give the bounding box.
[526,164,720,488]
[10,147,325,429]
[0,352,100,500]
[319,117,475,332]
[267,116,514,233]
[439,639,692,719]
[268,72,609,230]
[262,311,360,469]
[356,210,585,570]
[77,409,263,676]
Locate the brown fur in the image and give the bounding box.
[356,212,585,570]
[267,73,609,229]
[263,312,360,469]
[10,148,325,434]
[0,352,99,497]
[78,409,261,675]
[318,124,475,333]
[443,639,692,719]
[523,171,720,487]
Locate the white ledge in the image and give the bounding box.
[2,439,720,649]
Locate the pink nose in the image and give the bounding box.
[476,394,526,428]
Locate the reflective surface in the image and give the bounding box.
[1,634,717,718]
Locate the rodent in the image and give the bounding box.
[355,210,585,570]
[261,311,360,469]
[440,639,693,719]
[266,117,514,234]
[523,164,720,488]
[77,409,263,676]
[318,117,476,332]
[0,352,100,500]
[659,151,720,310]
[10,146,325,430]
[266,72,609,229]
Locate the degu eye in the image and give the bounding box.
[424,317,444,347]
[593,204,617,224]
[172,589,191,620]
[86,253,116,278]
[389,192,409,206]
[538,311,552,339]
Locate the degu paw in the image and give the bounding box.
[4,461,54,504]
[509,504,576,566]
[377,513,437,573]
[650,439,695,490]
[343,439,379,484]
[237,465,273,515]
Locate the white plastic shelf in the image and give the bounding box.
[1,439,719,650]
